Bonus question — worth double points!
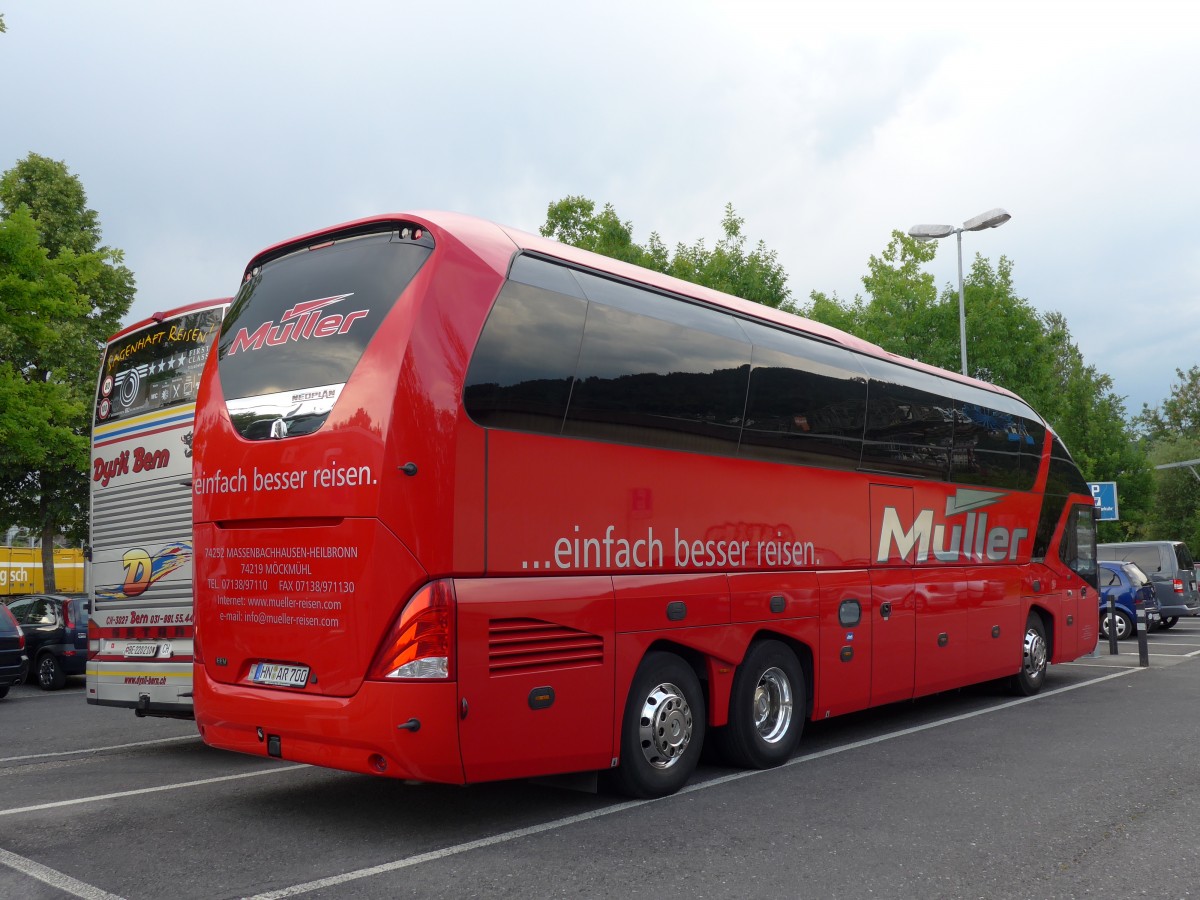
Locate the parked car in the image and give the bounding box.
[1096,540,1200,628]
[0,602,29,699]
[2,593,88,690]
[1097,560,1159,640]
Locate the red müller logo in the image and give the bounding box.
[227,293,368,354]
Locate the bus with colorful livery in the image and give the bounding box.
[88,299,228,718]
[192,212,1097,797]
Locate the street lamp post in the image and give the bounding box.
[908,208,1011,377]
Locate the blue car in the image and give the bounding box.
[1098,560,1159,640]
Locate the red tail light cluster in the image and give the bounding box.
[1173,578,1184,594]
[368,580,455,680]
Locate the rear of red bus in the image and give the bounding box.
[192,215,511,782]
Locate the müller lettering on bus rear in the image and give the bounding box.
[88,298,229,718]
[191,212,1098,798]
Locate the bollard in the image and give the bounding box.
[1136,608,1150,667]
[1107,596,1119,655]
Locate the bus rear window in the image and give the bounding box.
[217,227,433,439]
[97,307,224,426]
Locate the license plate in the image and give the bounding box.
[251,663,309,688]
[123,643,160,658]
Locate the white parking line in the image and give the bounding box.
[0,735,199,764]
[0,765,307,818]
[245,668,1141,900]
[0,847,126,900]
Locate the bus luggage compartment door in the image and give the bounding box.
[455,576,615,783]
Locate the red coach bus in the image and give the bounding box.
[192,212,1098,798]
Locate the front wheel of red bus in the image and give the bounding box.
[716,640,805,769]
[606,652,706,799]
[1010,612,1048,696]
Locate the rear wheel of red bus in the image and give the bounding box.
[607,652,706,798]
[716,640,805,769]
[1010,612,1048,696]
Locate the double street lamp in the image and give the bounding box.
[908,208,1011,377]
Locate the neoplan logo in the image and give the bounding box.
[876,488,1029,563]
[227,293,368,355]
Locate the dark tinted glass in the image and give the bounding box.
[1033,495,1064,559]
[1060,503,1098,586]
[564,290,752,454]
[1174,543,1195,568]
[463,279,588,433]
[217,227,433,401]
[950,402,1036,489]
[738,328,866,469]
[858,360,954,479]
[1044,436,1090,496]
[96,307,224,426]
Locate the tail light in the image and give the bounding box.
[1134,595,1143,606]
[88,618,100,659]
[1,606,22,649]
[63,600,75,630]
[1173,578,1184,593]
[368,580,455,680]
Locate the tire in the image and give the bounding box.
[1010,612,1048,696]
[1100,608,1134,641]
[36,654,66,691]
[0,685,9,699]
[606,652,706,799]
[716,640,804,769]
[1160,617,1178,630]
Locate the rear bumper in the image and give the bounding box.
[1156,601,1200,618]
[194,666,465,784]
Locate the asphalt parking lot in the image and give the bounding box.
[2,622,1199,900]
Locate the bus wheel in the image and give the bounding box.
[1010,613,1048,696]
[607,652,705,799]
[716,640,804,769]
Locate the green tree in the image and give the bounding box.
[0,153,134,590]
[1143,437,1200,548]
[540,196,792,310]
[1134,367,1200,542]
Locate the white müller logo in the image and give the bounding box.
[227,293,368,354]
[876,489,1029,563]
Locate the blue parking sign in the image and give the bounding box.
[1088,482,1119,521]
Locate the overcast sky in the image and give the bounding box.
[2,1,1195,416]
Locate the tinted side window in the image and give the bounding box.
[951,403,1036,490]
[1174,543,1195,569]
[0,605,18,636]
[1060,503,1098,587]
[7,599,34,625]
[1121,546,1161,574]
[564,294,751,453]
[738,325,866,469]
[859,360,954,480]
[463,279,588,434]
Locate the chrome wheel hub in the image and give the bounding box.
[753,666,794,744]
[637,681,694,770]
[1023,627,1047,677]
